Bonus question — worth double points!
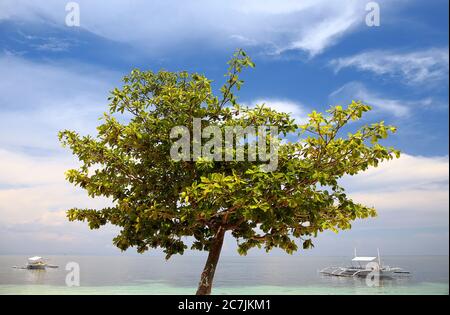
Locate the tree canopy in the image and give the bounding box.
[59,49,399,294]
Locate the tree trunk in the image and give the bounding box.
[196,227,225,295]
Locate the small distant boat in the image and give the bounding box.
[26,256,47,269]
[13,256,59,270]
[320,249,410,279]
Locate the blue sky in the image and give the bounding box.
[0,0,448,256]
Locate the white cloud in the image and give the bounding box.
[0,0,400,57]
[329,81,436,118]
[0,149,70,185]
[0,148,118,253]
[351,189,448,213]
[342,154,449,228]
[345,154,449,192]
[330,48,449,85]
[244,99,308,124]
[0,149,112,226]
[0,182,112,225]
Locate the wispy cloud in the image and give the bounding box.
[276,2,361,56]
[0,0,399,57]
[330,48,449,85]
[329,81,436,118]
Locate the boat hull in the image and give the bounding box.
[26,264,46,270]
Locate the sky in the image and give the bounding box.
[0,0,448,256]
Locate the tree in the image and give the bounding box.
[59,49,400,295]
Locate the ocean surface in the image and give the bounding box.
[0,255,448,295]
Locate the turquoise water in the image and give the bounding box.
[0,255,448,295]
[0,282,448,295]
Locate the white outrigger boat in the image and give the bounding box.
[320,249,410,279]
[13,256,59,270]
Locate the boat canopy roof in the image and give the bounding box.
[28,256,43,261]
[352,256,377,262]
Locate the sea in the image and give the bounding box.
[0,255,448,295]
